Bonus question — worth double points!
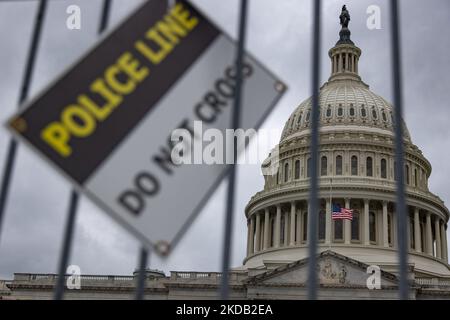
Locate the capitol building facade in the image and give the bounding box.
[2,9,450,300]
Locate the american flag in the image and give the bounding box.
[332,203,353,220]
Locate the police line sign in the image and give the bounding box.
[7,0,286,255]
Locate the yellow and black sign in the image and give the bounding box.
[7,0,286,253]
[9,0,219,184]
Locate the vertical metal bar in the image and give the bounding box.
[53,190,79,300]
[0,0,47,244]
[133,0,179,300]
[99,0,112,34]
[307,0,321,300]
[389,0,409,300]
[135,247,149,300]
[220,0,248,300]
[53,0,112,300]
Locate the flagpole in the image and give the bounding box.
[329,178,332,251]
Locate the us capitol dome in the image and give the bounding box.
[243,9,450,281]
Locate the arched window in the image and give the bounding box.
[337,107,343,117]
[305,110,311,122]
[336,155,343,175]
[369,211,376,243]
[372,108,378,119]
[405,165,410,185]
[361,106,367,117]
[307,158,311,178]
[326,106,332,117]
[319,210,326,240]
[351,156,358,175]
[334,218,343,240]
[381,158,387,179]
[366,157,373,177]
[414,168,418,187]
[284,163,289,182]
[321,156,327,176]
[294,160,300,179]
[297,112,303,124]
[349,107,355,116]
[382,111,387,122]
[351,211,360,241]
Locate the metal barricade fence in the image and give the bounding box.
[0,0,409,300]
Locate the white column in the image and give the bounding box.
[274,204,281,248]
[382,201,389,247]
[435,216,442,259]
[255,213,261,252]
[443,224,448,262]
[364,199,370,245]
[296,209,302,244]
[334,55,338,73]
[406,214,411,250]
[333,55,337,74]
[414,207,422,252]
[248,216,254,255]
[352,55,355,72]
[246,219,251,255]
[290,202,296,246]
[426,212,433,255]
[440,221,447,262]
[406,214,416,250]
[345,52,349,70]
[338,54,342,72]
[283,210,289,246]
[348,53,351,72]
[263,208,270,250]
[325,198,331,244]
[344,198,351,244]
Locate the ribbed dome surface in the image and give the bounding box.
[280,79,411,143]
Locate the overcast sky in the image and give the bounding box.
[0,0,449,279]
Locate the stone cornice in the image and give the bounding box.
[6,284,169,293]
[164,283,245,291]
[417,289,450,296]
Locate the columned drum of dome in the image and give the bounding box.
[244,12,450,278]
